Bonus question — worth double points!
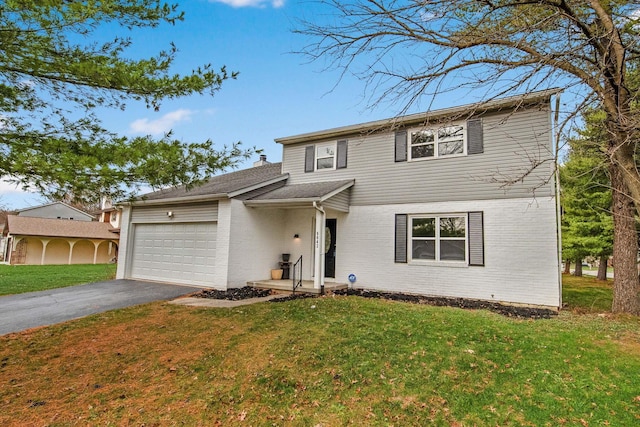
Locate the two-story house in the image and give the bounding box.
[116,90,562,309]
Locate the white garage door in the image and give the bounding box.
[130,222,217,286]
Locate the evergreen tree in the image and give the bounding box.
[0,1,254,205]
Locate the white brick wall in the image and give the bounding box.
[226,200,286,287]
[115,206,131,280]
[337,197,560,308]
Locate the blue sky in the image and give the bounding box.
[0,0,514,209]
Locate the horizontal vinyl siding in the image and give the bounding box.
[337,197,560,308]
[282,108,554,205]
[323,189,351,212]
[130,202,218,223]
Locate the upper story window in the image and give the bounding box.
[410,124,465,160]
[316,143,336,170]
[305,140,348,173]
[395,118,482,163]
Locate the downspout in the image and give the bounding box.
[313,201,325,295]
[554,94,563,309]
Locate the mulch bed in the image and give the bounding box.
[193,287,272,301]
[192,287,315,303]
[191,286,556,319]
[333,289,557,319]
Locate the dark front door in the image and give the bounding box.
[324,219,337,278]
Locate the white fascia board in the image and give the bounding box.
[118,193,228,207]
[318,180,355,202]
[275,88,563,145]
[227,174,290,198]
[243,198,319,209]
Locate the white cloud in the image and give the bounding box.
[129,109,195,136]
[209,0,285,8]
[0,178,43,210]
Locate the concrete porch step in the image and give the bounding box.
[247,279,348,295]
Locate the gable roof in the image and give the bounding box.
[6,215,119,240]
[128,162,288,204]
[247,180,354,202]
[275,88,561,145]
[17,201,94,220]
[244,180,354,210]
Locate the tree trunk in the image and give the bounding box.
[610,163,640,314]
[573,259,583,277]
[563,260,571,274]
[597,255,608,281]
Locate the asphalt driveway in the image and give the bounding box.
[0,279,202,336]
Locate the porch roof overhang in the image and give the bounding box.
[243,179,354,212]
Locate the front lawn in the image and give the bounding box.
[0,264,117,296]
[1,275,639,426]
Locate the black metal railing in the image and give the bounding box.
[292,255,302,293]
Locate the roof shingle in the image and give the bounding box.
[138,162,286,201]
[248,180,354,201]
[6,215,119,240]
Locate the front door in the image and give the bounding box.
[324,219,336,278]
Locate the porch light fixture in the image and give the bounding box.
[293,234,300,239]
[167,211,174,218]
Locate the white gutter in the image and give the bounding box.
[276,88,563,145]
[118,193,228,207]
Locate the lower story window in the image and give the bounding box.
[411,215,466,262]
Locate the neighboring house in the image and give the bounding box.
[116,90,562,309]
[95,198,122,231]
[17,201,95,221]
[2,202,119,265]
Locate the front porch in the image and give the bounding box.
[247,279,348,295]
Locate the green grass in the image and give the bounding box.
[1,296,639,426]
[0,263,117,295]
[562,273,613,313]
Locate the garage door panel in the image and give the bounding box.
[130,222,217,286]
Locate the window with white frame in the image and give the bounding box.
[410,124,465,160]
[410,215,466,262]
[316,143,336,170]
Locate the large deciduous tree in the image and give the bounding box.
[0,1,254,206]
[299,0,640,314]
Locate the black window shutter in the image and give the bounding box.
[337,140,348,169]
[395,214,408,263]
[467,118,483,154]
[395,131,407,162]
[468,211,485,266]
[304,145,315,173]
